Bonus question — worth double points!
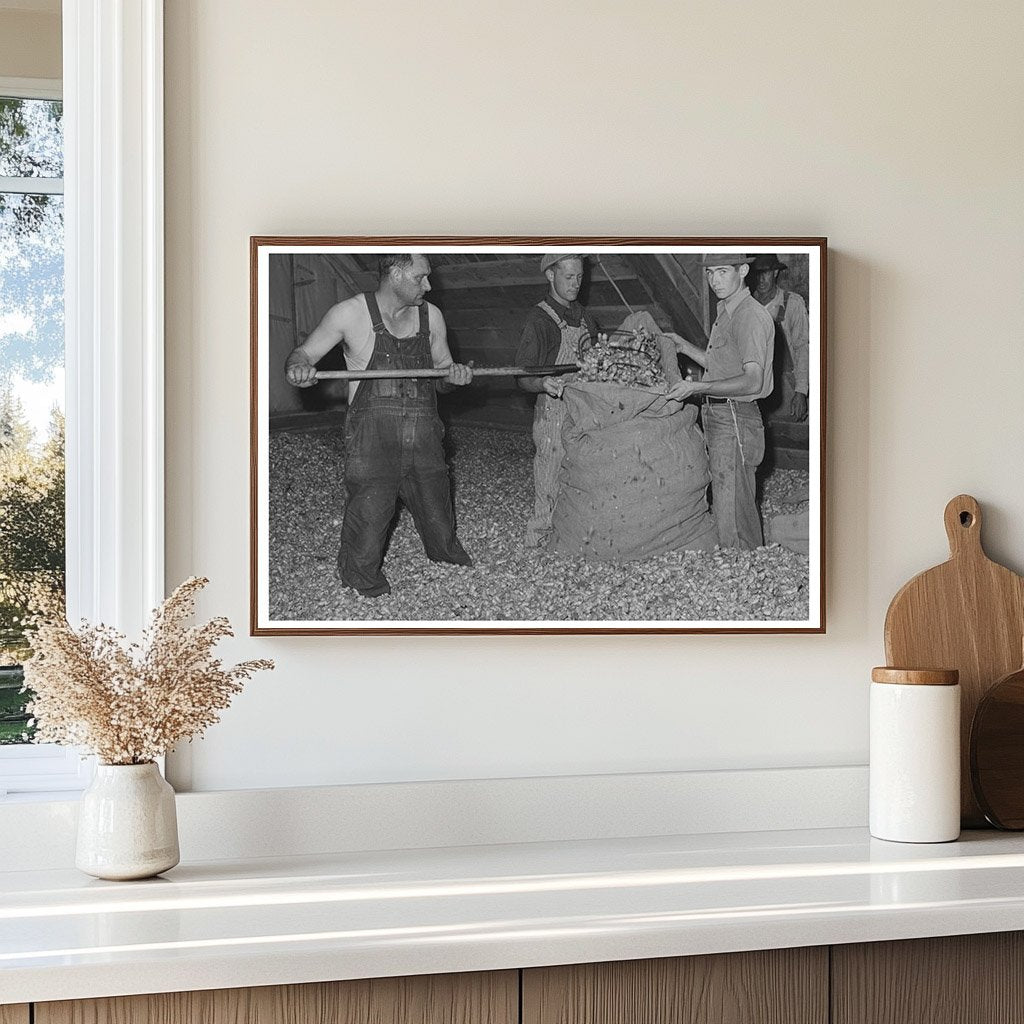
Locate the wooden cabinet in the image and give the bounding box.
[522,948,828,1024]
[832,932,1024,1024]
[34,971,518,1024]
[13,933,1024,1024]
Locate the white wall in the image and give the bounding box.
[163,0,1024,791]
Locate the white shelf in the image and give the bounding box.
[4,826,1024,1004]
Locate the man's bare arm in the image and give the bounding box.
[284,298,361,388]
[428,303,473,390]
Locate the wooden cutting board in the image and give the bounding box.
[884,494,1024,827]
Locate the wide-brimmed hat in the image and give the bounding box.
[701,253,755,268]
[750,253,788,272]
[540,253,586,274]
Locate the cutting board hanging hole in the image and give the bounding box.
[944,494,982,555]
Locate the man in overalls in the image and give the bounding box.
[514,254,598,548]
[285,254,474,597]
[751,253,810,423]
[665,254,775,549]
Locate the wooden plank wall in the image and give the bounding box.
[272,254,360,415]
[267,253,303,415]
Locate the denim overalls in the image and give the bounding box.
[337,292,471,596]
[523,300,589,548]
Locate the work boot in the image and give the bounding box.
[356,580,392,598]
[336,555,391,598]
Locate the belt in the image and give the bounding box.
[703,396,733,405]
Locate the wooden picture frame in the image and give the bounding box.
[251,237,827,635]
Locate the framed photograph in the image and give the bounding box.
[251,237,826,635]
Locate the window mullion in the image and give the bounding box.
[0,176,64,195]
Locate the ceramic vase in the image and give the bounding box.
[76,762,180,880]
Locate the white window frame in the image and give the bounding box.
[0,76,64,192]
[0,76,61,101]
[0,0,164,797]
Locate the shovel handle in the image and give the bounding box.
[314,364,577,381]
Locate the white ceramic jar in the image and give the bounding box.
[870,667,961,843]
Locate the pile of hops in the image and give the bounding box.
[576,327,666,390]
[268,424,811,624]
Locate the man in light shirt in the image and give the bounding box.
[666,254,775,549]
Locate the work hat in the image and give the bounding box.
[750,253,788,272]
[540,253,586,274]
[702,253,755,268]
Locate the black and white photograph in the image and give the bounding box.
[250,238,826,634]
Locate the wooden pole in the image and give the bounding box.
[313,364,578,381]
[594,254,636,315]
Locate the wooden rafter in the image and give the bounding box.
[431,254,637,291]
[323,253,377,296]
[626,255,708,345]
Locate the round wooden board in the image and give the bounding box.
[971,663,1024,829]
[884,495,1024,827]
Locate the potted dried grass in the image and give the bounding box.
[23,577,273,880]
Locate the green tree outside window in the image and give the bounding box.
[0,95,65,743]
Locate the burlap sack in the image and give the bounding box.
[549,382,716,561]
[768,511,809,555]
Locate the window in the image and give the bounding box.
[0,79,73,791]
[0,79,83,795]
[0,6,166,798]
[0,89,65,713]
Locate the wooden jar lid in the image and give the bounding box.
[871,667,960,686]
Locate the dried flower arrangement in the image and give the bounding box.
[22,577,273,765]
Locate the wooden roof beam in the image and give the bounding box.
[625,254,708,345]
[431,254,637,291]
[323,253,378,295]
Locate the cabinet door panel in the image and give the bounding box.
[0,1006,30,1024]
[36,970,518,1024]
[523,948,828,1024]
[832,932,1024,1024]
